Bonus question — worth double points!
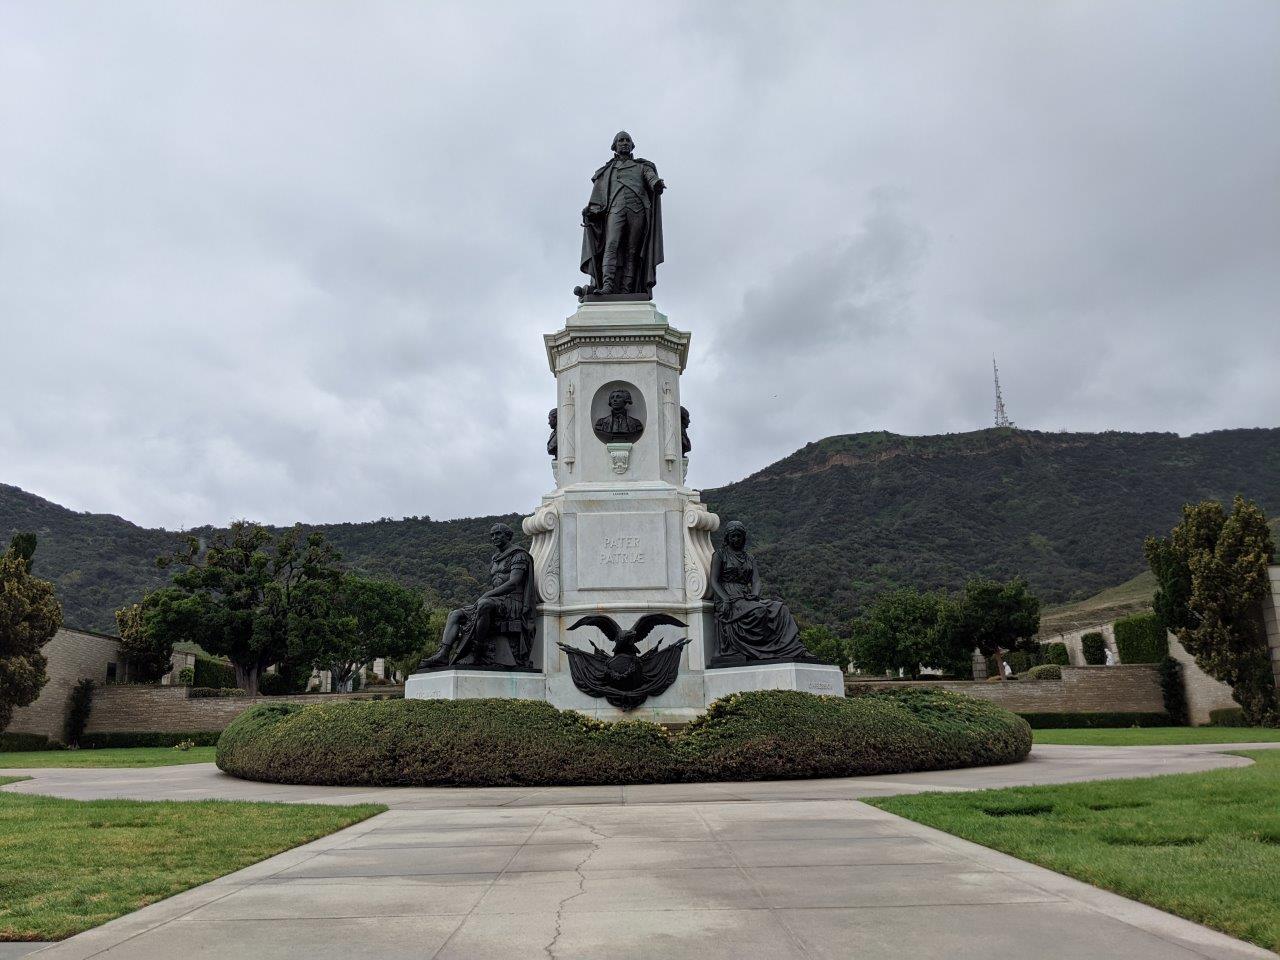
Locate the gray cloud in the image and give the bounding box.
[1,1,1277,528]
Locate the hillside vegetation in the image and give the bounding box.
[4,427,1278,633]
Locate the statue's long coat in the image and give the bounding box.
[580,157,664,294]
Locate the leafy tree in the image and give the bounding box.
[114,598,175,683]
[147,521,343,694]
[849,588,953,678]
[799,625,849,669]
[387,607,447,682]
[1,535,62,731]
[1144,497,1277,723]
[299,575,431,692]
[942,576,1041,680]
[7,533,37,572]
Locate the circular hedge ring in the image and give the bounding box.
[216,689,1031,788]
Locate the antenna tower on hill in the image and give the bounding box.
[993,356,1014,428]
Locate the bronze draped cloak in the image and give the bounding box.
[579,157,664,296]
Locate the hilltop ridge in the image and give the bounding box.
[3,426,1278,632]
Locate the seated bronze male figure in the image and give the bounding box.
[418,523,537,671]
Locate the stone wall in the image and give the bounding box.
[1265,564,1280,690]
[1166,635,1238,724]
[1037,624,1118,666]
[846,665,1165,715]
[84,685,405,734]
[6,628,123,740]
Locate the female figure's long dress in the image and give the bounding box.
[713,548,811,661]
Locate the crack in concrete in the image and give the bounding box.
[542,811,613,960]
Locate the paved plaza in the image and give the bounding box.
[6,743,1278,960]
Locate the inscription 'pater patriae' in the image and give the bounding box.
[601,536,645,565]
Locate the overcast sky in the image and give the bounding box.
[2,1,1277,531]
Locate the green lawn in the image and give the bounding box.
[871,749,1280,953]
[0,747,217,768]
[0,789,384,940]
[1033,727,1280,746]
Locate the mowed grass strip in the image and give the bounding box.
[1033,727,1280,746]
[871,750,1280,953]
[0,791,384,941]
[0,747,217,768]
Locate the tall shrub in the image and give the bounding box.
[193,655,236,689]
[63,679,94,746]
[1113,613,1167,663]
[114,599,174,683]
[1081,631,1107,665]
[1145,497,1277,723]
[0,534,62,732]
[1158,657,1189,726]
[1041,642,1070,666]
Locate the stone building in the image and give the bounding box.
[4,627,125,742]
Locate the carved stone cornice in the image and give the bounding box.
[543,324,691,374]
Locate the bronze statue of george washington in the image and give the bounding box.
[579,131,665,298]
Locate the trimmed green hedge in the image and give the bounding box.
[216,690,1032,787]
[1024,664,1062,681]
[1041,642,1071,666]
[1019,711,1171,729]
[0,732,51,752]
[79,731,223,749]
[1113,613,1167,663]
[194,656,236,690]
[1208,707,1248,727]
[189,687,248,699]
[1081,632,1107,665]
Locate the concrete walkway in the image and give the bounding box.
[7,743,1279,960]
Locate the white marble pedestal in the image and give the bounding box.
[404,299,846,721]
[703,662,847,702]
[405,670,547,702]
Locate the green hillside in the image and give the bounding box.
[1038,571,1157,635]
[3,427,1278,633]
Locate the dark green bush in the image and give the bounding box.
[1041,642,1070,666]
[0,732,51,751]
[1019,711,1171,728]
[1005,650,1033,674]
[1113,613,1167,663]
[1081,632,1107,665]
[194,656,236,689]
[1158,657,1189,726]
[79,731,222,748]
[1208,707,1248,727]
[188,687,248,699]
[1024,664,1062,681]
[259,661,312,696]
[177,667,195,686]
[216,690,1032,787]
[62,679,94,747]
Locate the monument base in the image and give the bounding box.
[703,662,846,702]
[405,669,547,703]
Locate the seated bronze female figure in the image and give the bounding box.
[709,520,815,666]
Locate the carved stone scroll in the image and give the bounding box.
[522,504,560,603]
[683,499,720,601]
